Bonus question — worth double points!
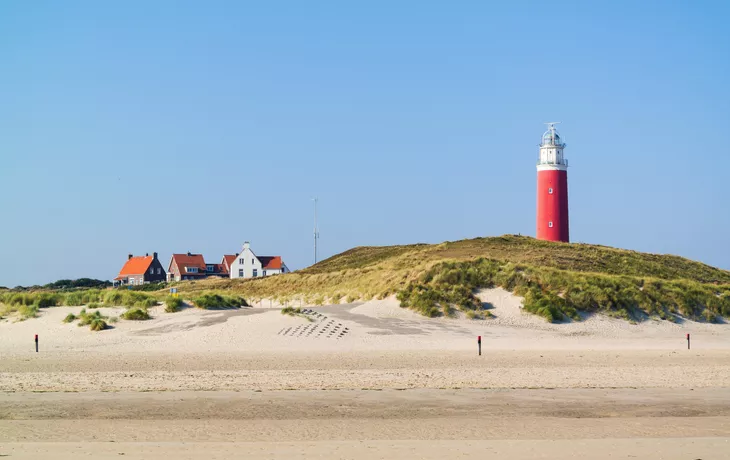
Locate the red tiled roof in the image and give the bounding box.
[258,256,282,270]
[171,253,207,276]
[222,255,236,272]
[116,256,153,280]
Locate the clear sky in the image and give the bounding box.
[1,1,729,287]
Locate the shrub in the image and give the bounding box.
[193,294,245,309]
[165,296,184,313]
[87,302,101,309]
[89,318,107,331]
[63,313,77,323]
[121,307,150,320]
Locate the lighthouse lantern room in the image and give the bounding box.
[536,123,569,242]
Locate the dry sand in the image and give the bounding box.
[1,290,730,458]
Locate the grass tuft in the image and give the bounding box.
[193,293,246,309]
[164,296,184,313]
[121,307,151,321]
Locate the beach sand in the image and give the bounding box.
[1,291,729,458]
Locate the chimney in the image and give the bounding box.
[153,252,158,260]
[243,242,250,250]
[128,254,133,260]
[187,251,192,256]
[145,253,149,257]
[235,253,239,256]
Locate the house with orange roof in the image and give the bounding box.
[229,242,289,279]
[167,252,231,282]
[115,252,166,286]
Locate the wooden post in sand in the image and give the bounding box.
[686,333,690,350]
[35,334,38,353]
[477,336,481,356]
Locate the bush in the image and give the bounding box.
[87,302,101,309]
[193,293,245,309]
[89,318,107,331]
[121,307,151,321]
[165,296,184,313]
[63,313,77,323]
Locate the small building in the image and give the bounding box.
[167,252,208,282]
[229,242,289,279]
[115,252,166,286]
[167,252,231,281]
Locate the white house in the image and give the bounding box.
[229,242,289,279]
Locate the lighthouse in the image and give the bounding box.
[536,123,569,242]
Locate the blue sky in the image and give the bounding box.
[1,1,728,286]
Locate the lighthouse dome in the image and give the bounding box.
[541,129,563,146]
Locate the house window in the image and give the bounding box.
[239,269,244,277]
[150,267,154,275]
[253,269,258,277]
[206,264,215,272]
[239,258,244,265]
[186,267,198,273]
[262,270,267,276]
[548,188,553,194]
[157,268,161,275]
[548,221,553,228]
[252,259,255,264]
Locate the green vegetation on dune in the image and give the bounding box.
[165,235,730,323]
[121,307,151,321]
[281,306,314,321]
[192,293,246,309]
[397,258,730,322]
[3,236,728,324]
[64,308,109,331]
[164,296,184,313]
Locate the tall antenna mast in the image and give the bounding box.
[312,197,319,264]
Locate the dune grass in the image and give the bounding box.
[281,306,314,321]
[397,258,730,323]
[192,293,246,309]
[155,235,730,323]
[164,296,184,313]
[64,308,109,331]
[121,307,151,320]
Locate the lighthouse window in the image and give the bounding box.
[548,188,553,194]
[548,221,554,228]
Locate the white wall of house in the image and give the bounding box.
[229,243,263,279]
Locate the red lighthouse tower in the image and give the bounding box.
[536,123,569,242]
